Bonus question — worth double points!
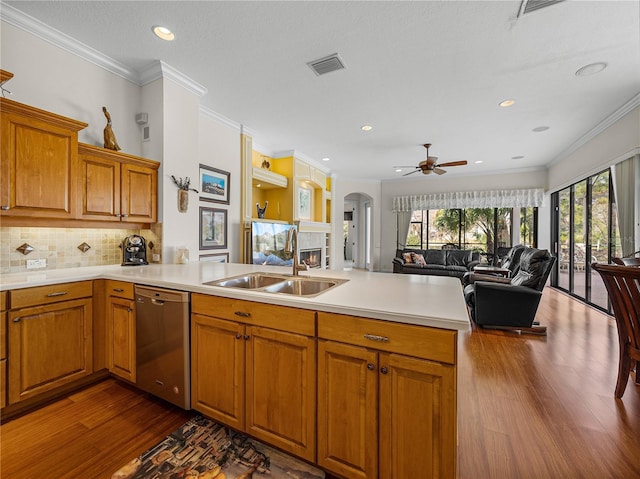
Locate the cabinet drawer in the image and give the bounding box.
[9,281,93,309]
[106,280,134,299]
[317,312,456,365]
[192,294,315,336]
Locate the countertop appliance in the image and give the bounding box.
[122,235,148,266]
[135,285,190,409]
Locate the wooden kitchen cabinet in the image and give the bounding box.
[1,291,7,409]
[79,143,158,224]
[317,312,457,479]
[106,280,136,382]
[191,294,316,462]
[7,281,93,405]
[0,98,87,219]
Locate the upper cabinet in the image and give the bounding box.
[0,98,87,219]
[78,143,158,224]
[0,97,159,227]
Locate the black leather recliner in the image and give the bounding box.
[462,244,525,286]
[463,248,556,334]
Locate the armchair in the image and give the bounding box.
[463,248,556,334]
[462,244,525,286]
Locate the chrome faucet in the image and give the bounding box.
[285,227,309,276]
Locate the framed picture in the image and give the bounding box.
[199,164,230,204]
[199,252,229,263]
[200,207,227,249]
[298,186,312,220]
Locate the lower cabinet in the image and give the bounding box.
[1,291,7,409]
[7,282,93,405]
[317,312,457,479]
[191,294,316,462]
[106,281,136,382]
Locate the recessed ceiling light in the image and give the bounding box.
[512,155,525,160]
[395,169,402,173]
[256,183,261,188]
[499,99,516,107]
[322,157,330,162]
[475,160,483,164]
[532,126,550,132]
[361,125,373,131]
[575,62,607,77]
[153,25,175,41]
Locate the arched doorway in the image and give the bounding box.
[344,192,374,271]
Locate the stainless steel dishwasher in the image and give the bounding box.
[135,285,191,409]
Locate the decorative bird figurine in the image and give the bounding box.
[103,106,121,151]
[256,201,268,218]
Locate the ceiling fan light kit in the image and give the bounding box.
[397,143,468,177]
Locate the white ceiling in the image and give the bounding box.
[4,0,640,181]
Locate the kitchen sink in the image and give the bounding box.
[203,273,288,289]
[263,278,342,296]
[203,272,347,296]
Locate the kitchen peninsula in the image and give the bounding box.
[0,263,469,479]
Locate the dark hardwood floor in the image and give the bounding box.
[1,287,639,478]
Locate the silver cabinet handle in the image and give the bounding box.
[364,333,389,343]
[13,317,21,322]
[234,311,251,317]
[113,288,124,292]
[122,214,129,218]
[46,291,68,297]
[115,213,122,218]
[1,206,9,210]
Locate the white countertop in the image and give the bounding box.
[0,263,470,331]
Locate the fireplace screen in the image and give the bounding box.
[300,249,322,268]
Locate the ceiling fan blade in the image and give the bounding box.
[436,160,468,167]
[434,168,447,175]
[403,169,420,176]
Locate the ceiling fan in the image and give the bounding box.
[395,143,468,176]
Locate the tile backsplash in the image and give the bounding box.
[0,225,162,273]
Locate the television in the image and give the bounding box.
[251,221,294,266]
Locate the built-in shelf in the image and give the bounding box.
[252,167,287,189]
[296,220,331,233]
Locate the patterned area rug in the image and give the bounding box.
[111,415,324,479]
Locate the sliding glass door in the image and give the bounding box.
[551,169,613,311]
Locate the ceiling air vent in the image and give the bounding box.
[307,53,345,76]
[518,0,565,17]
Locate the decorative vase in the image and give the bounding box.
[178,189,189,213]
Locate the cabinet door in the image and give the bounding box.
[246,326,316,462]
[121,163,157,223]
[0,112,79,218]
[317,340,378,479]
[79,154,121,221]
[191,314,245,430]
[378,353,457,479]
[108,296,136,382]
[8,298,93,404]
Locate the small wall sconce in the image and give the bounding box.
[16,243,34,255]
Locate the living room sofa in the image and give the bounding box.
[393,248,481,279]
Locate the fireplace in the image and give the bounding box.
[300,249,322,269]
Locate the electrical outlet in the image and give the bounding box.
[26,259,46,269]
[152,253,161,262]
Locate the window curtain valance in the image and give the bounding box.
[392,188,545,212]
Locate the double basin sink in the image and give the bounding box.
[203,272,347,297]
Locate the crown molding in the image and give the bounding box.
[549,92,640,166]
[0,3,138,83]
[139,61,207,97]
[199,104,240,131]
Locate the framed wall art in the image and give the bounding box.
[199,164,230,204]
[200,207,227,250]
[298,186,312,220]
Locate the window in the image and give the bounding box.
[551,168,613,311]
[404,207,536,261]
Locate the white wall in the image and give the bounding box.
[1,23,142,154]
[379,169,549,272]
[198,112,242,263]
[547,107,640,192]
